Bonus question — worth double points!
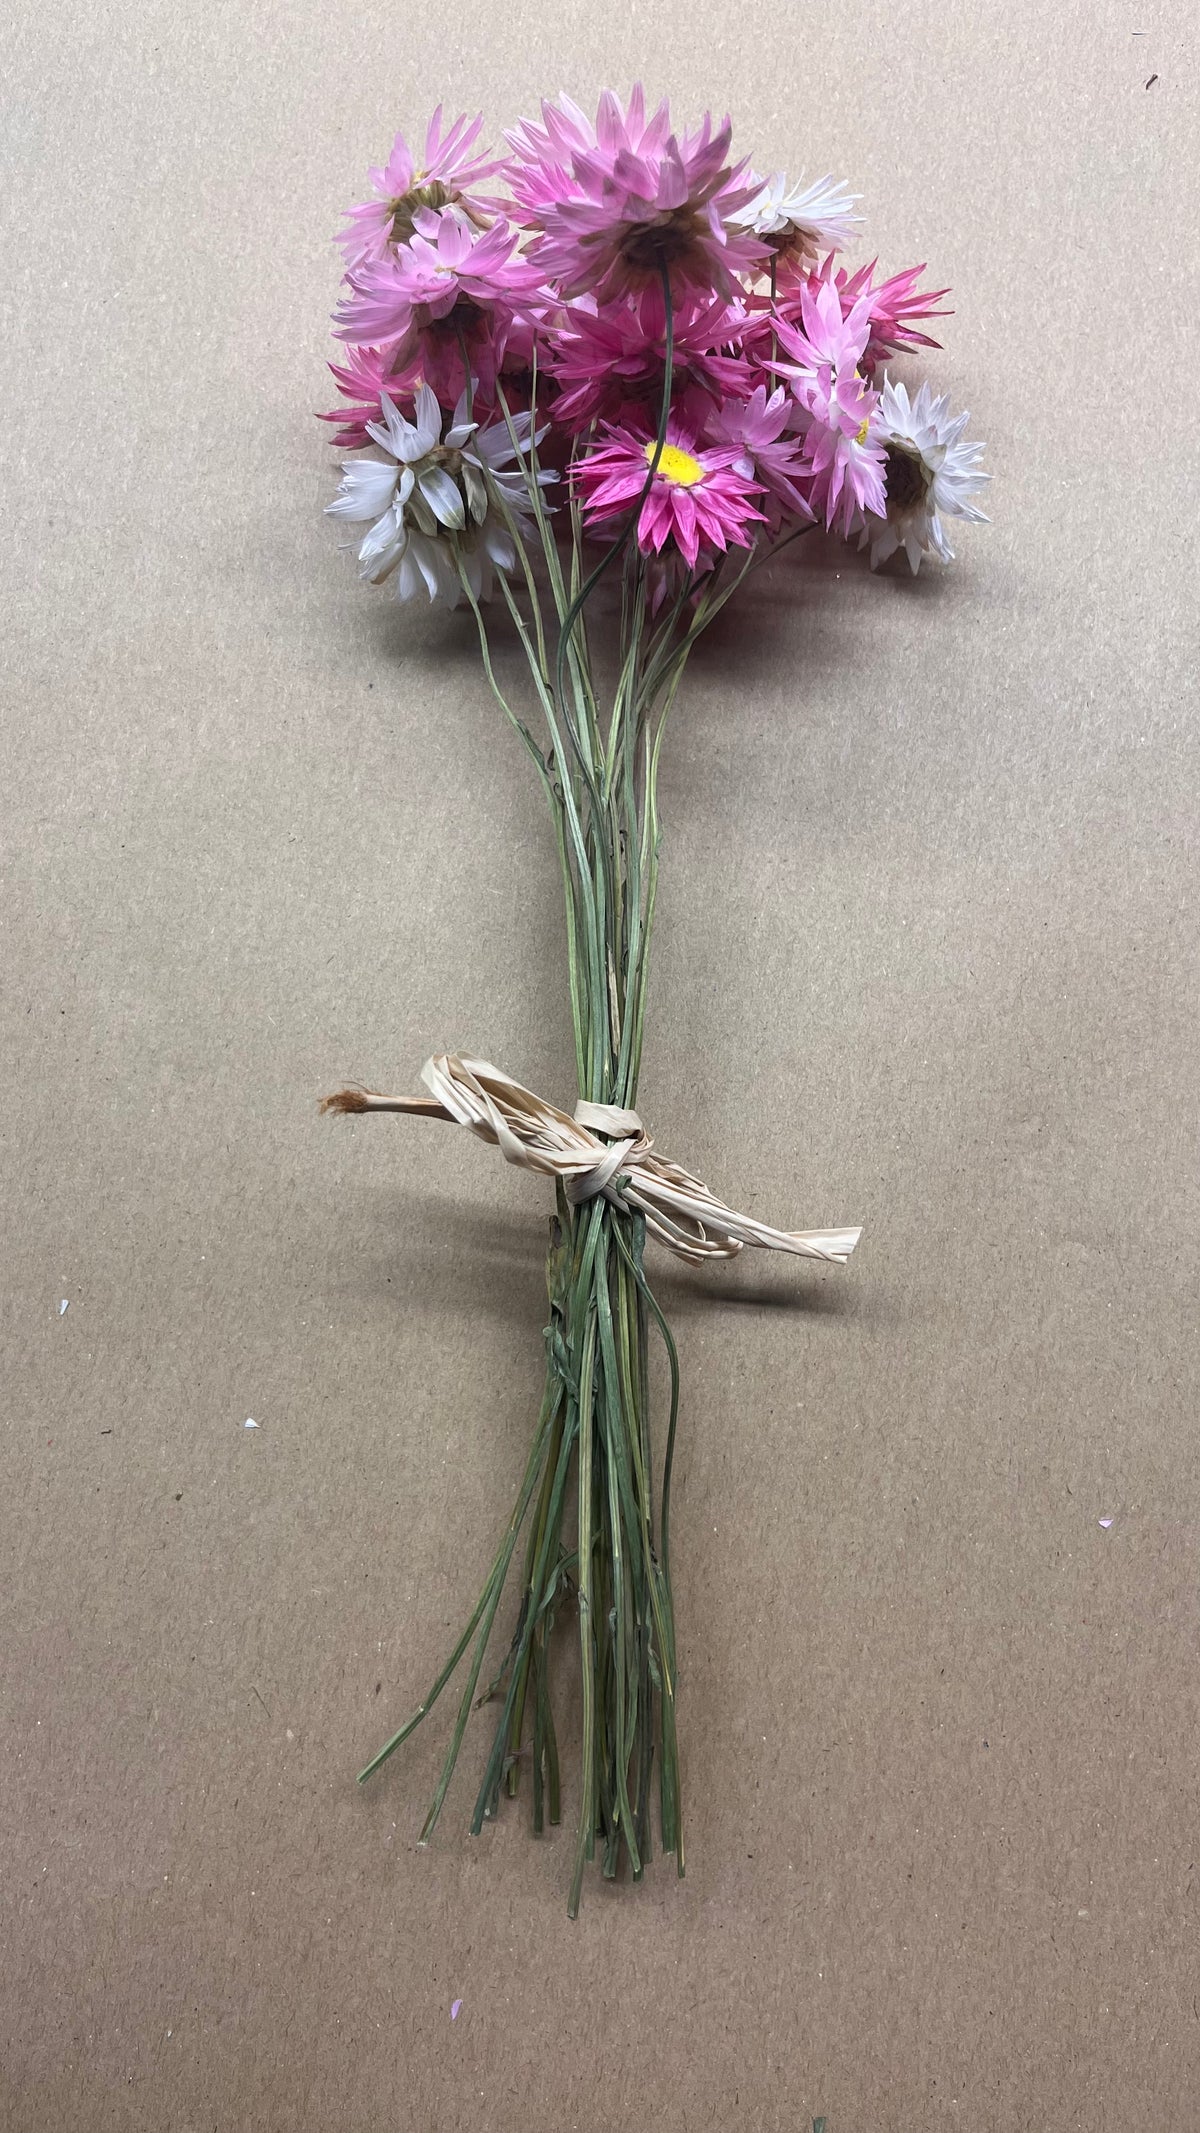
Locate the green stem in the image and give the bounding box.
[568,1304,600,1917]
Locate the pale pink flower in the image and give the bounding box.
[771,278,886,532]
[504,85,766,301]
[334,208,532,403]
[800,392,885,535]
[337,109,499,265]
[773,271,874,383]
[335,208,526,345]
[575,416,765,569]
[703,384,812,522]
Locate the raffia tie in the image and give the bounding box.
[323,1055,861,1268]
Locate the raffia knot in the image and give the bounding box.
[566,1098,650,1207]
[322,1055,861,1268]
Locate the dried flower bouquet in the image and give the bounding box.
[321,89,988,1911]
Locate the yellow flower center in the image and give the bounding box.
[855,417,871,447]
[645,440,705,487]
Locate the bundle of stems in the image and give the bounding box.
[356,285,803,1914]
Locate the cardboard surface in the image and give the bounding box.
[3,4,1199,2126]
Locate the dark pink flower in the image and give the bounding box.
[548,288,750,432]
[830,260,951,370]
[504,85,766,301]
[575,415,765,569]
[318,345,419,449]
[740,258,950,389]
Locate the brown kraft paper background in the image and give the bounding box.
[3,1,1199,2127]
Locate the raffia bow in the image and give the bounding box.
[322,1054,861,1267]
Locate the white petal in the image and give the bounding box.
[418,464,466,529]
[413,383,441,456]
[471,424,515,467]
[369,393,416,457]
[462,461,489,524]
[358,507,407,582]
[484,522,516,571]
[409,489,439,537]
[325,459,398,521]
[926,511,954,563]
[408,532,444,600]
[396,550,422,601]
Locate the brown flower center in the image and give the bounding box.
[420,295,487,342]
[884,444,929,514]
[389,179,454,245]
[772,226,821,268]
[616,205,707,276]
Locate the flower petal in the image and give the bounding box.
[418,465,466,529]
[325,459,398,521]
[413,383,442,456]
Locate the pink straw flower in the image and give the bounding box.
[318,344,420,450]
[335,207,526,346]
[831,260,951,370]
[703,384,812,523]
[337,109,500,266]
[576,415,765,569]
[548,288,750,433]
[771,277,886,532]
[334,207,531,403]
[504,85,766,302]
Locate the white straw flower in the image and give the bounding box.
[859,377,990,573]
[731,171,860,260]
[326,382,552,605]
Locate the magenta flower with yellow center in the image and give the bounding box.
[576,417,765,569]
